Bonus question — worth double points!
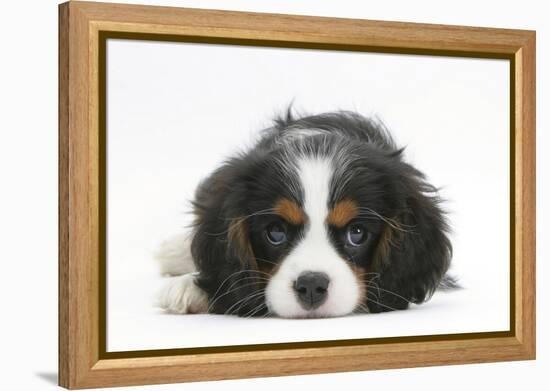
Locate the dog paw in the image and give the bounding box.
[157,273,208,314]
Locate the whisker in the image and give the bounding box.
[365,283,414,305]
[366,289,380,302]
[243,303,268,318]
[365,297,401,312]
[224,208,277,222]
[207,269,269,309]
[355,272,381,278]
[254,257,279,267]
[366,281,381,298]
[356,206,416,233]
[225,276,270,292]
[204,208,278,236]
[208,281,266,312]
[260,309,273,319]
[354,303,370,314]
[224,291,266,315]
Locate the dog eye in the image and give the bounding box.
[346,224,368,246]
[265,222,287,245]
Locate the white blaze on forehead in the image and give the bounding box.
[298,156,333,230]
[265,155,361,318]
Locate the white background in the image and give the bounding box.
[0,0,547,390]
[107,40,510,351]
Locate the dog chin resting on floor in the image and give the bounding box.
[156,110,456,319]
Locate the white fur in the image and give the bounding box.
[155,232,196,276]
[265,156,361,318]
[278,128,329,144]
[155,233,208,314]
[156,272,208,314]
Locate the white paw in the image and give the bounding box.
[155,233,196,276]
[157,273,208,314]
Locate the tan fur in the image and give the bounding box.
[344,262,367,313]
[327,199,358,227]
[228,220,258,269]
[274,198,305,225]
[373,223,399,267]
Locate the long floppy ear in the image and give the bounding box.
[190,160,267,317]
[368,174,452,313]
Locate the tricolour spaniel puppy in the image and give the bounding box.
[157,110,454,318]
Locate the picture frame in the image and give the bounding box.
[58,1,536,389]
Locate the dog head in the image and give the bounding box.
[191,112,452,318]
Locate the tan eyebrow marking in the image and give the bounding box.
[274,198,305,225]
[327,199,358,227]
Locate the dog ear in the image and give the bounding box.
[190,161,267,317]
[368,174,452,313]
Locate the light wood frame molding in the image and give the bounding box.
[58,1,536,389]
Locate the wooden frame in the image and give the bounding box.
[58,1,536,389]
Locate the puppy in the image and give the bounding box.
[157,110,454,318]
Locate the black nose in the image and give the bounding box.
[294,272,330,310]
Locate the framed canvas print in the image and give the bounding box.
[58,1,536,389]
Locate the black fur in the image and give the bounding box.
[190,109,453,316]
